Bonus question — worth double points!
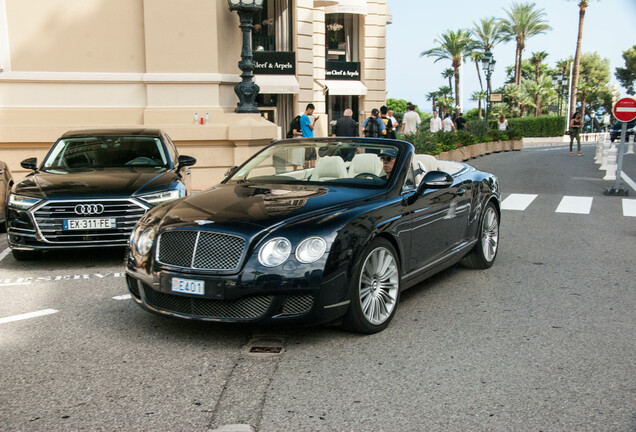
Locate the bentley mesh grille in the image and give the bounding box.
[157,231,246,271]
[33,199,147,244]
[280,295,314,316]
[142,286,273,320]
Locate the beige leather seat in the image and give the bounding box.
[348,153,383,178]
[311,156,348,181]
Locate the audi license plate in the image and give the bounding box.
[171,278,205,295]
[63,218,117,230]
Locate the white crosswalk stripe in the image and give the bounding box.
[501,194,538,211]
[555,196,594,214]
[501,194,635,217]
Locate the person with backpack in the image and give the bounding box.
[380,106,395,139]
[286,115,302,138]
[362,108,385,138]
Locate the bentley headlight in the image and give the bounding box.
[8,194,42,210]
[295,237,326,264]
[136,228,156,255]
[258,237,291,267]
[138,190,182,206]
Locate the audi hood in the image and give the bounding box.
[13,167,180,199]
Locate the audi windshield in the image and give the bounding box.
[42,136,171,171]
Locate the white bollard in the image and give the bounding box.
[599,143,611,170]
[603,147,617,181]
[627,134,634,155]
[594,138,604,164]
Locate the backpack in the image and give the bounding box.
[381,116,392,136]
[364,117,380,138]
[286,115,301,138]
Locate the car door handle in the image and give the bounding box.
[457,188,466,196]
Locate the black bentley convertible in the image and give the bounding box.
[126,138,500,333]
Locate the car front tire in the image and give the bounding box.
[342,238,400,334]
[461,202,499,269]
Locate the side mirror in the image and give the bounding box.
[417,170,453,195]
[21,157,37,171]
[176,155,196,170]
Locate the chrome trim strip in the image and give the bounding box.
[324,300,350,309]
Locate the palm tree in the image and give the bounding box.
[471,90,488,118]
[500,2,552,86]
[472,17,508,52]
[529,51,549,83]
[421,29,476,109]
[470,51,485,92]
[426,91,439,113]
[442,68,455,94]
[570,0,589,118]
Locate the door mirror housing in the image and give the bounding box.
[417,170,453,195]
[21,157,37,171]
[176,155,196,171]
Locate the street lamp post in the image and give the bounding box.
[481,51,496,125]
[227,0,263,113]
[552,72,568,117]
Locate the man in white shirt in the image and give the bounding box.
[387,109,399,134]
[442,114,454,132]
[430,111,442,133]
[401,104,420,135]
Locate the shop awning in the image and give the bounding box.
[325,80,367,96]
[254,75,300,94]
[325,0,367,15]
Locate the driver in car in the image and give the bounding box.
[379,149,397,180]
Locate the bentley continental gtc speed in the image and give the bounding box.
[7,129,196,260]
[126,138,500,334]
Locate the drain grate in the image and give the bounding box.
[249,346,282,354]
[243,335,286,357]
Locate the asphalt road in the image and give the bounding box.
[0,142,634,431]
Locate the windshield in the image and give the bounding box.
[227,140,401,187]
[42,136,169,170]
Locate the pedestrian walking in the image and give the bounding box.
[455,112,466,130]
[334,108,359,137]
[362,108,385,138]
[380,106,396,139]
[569,112,583,156]
[300,103,318,138]
[442,114,454,132]
[498,114,509,131]
[430,111,442,133]
[401,104,419,136]
[388,109,399,137]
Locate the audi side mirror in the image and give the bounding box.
[417,171,453,195]
[21,157,37,171]
[176,155,196,170]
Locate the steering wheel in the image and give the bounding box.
[125,157,157,166]
[354,173,382,181]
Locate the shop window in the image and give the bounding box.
[325,13,359,62]
[252,0,293,52]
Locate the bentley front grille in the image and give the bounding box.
[143,287,273,320]
[280,295,314,316]
[157,230,246,271]
[33,199,148,245]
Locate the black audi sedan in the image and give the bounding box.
[126,138,500,334]
[7,129,196,260]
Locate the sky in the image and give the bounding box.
[385,0,636,113]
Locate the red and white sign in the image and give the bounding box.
[613,97,636,122]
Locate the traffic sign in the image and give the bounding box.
[612,97,636,122]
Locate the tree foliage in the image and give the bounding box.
[616,45,636,95]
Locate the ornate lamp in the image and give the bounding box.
[227,0,264,113]
[481,51,496,124]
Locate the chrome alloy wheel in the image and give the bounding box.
[481,206,499,263]
[358,247,399,325]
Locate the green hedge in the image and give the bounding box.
[490,115,566,137]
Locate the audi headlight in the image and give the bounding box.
[258,237,291,267]
[138,190,182,206]
[136,228,156,256]
[295,237,327,264]
[8,194,42,210]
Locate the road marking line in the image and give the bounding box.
[621,171,636,192]
[0,309,59,325]
[0,282,32,287]
[555,196,593,214]
[623,199,636,217]
[113,294,132,300]
[501,194,538,211]
[0,248,10,262]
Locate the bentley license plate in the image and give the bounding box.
[63,218,117,230]
[171,278,205,295]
